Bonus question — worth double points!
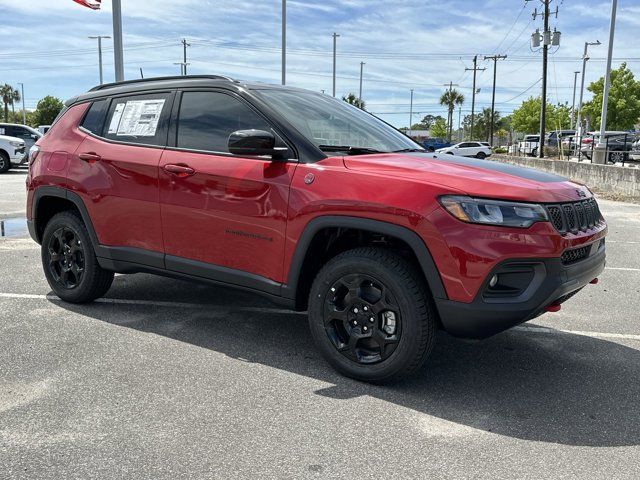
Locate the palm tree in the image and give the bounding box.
[342,92,365,110]
[0,84,15,122]
[439,89,465,141]
[11,88,21,118]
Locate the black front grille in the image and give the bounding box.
[545,198,603,235]
[561,246,590,265]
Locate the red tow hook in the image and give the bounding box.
[590,278,599,285]
[545,303,562,313]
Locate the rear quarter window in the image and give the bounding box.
[80,99,109,135]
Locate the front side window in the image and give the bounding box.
[104,92,171,146]
[254,89,421,153]
[177,91,271,153]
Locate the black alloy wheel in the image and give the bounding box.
[323,273,402,365]
[308,247,437,383]
[47,226,86,289]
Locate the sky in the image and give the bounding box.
[0,0,638,128]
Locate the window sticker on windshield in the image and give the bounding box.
[115,99,165,137]
[107,103,126,134]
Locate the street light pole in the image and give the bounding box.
[575,40,601,136]
[359,61,365,101]
[89,35,110,84]
[332,32,340,97]
[409,89,414,138]
[17,83,25,125]
[571,70,580,127]
[281,0,286,85]
[593,0,618,164]
[112,0,124,82]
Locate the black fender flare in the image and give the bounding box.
[282,216,447,301]
[31,186,100,247]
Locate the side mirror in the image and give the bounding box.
[228,129,289,159]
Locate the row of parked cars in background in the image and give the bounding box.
[517,129,640,163]
[0,123,47,173]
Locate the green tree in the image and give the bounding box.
[581,63,640,130]
[463,107,504,141]
[342,92,365,110]
[32,96,64,126]
[439,88,464,141]
[411,114,445,130]
[511,97,572,134]
[430,117,448,139]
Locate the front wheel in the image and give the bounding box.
[0,152,10,173]
[476,151,487,159]
[308,247,437,383]
[41,211,114,303]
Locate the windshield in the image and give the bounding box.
[254,89,422,153]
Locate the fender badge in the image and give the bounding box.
[304,173,315,185]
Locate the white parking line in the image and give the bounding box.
[606,267,640,272]
[1,292,639,342]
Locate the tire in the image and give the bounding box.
[308,247,437,383]
[531,148,538,157]
[476,151,487,159]
[0,152,10,173]
[608,151,625,164]
[41,210,114,303]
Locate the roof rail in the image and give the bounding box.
[88,75,237,92]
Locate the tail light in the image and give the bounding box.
[28,145,40,165]
[582,138,593,144]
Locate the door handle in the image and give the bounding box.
[163,163,196,177]
[78,152,101,162]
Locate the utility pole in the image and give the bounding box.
[17,83,25,125]
[332,33,340,97]
[571,70,580,127]
[281,0,286,85]
[359,61,365,102]
[88,35,110,84]
[409,89,414,138]
[531,0,561,158]
[575,40,601,136]
[484,55,507,146]
[112,0,124,82]
[466,55,485,140]
[182,38,190,76]
[458,106,462,142]
[595,0,618,164]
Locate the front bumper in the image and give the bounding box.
[435,242,606,339]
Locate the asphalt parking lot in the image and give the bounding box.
[1,167,640,479]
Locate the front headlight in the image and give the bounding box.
[439,195,548,228]
[9,140,23,147]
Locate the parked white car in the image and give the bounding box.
[0,134,27,173]
[436,141,492,159]
[518,135,540,156]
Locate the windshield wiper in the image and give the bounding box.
[391,148,426,153]
[318,145,383,155]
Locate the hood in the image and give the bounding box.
[343,152,591,203]
[0,134,24,144]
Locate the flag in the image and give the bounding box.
[73,0,101,10]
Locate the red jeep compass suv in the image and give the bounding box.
[26,76,607,382]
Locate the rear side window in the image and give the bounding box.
[80,99,109,135]
[103,92,172,146]
[177,91,271,153]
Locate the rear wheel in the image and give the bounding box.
[308,247,437,383]
[41,211,114,303]
[0,152,10,173]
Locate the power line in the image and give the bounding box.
[495,3,528,52]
